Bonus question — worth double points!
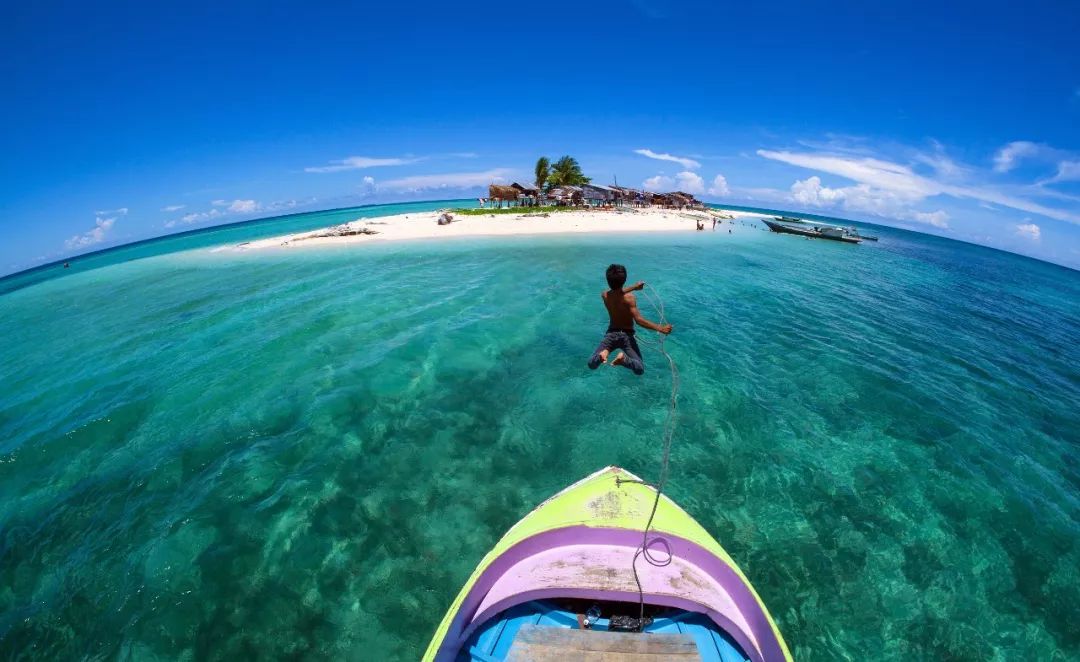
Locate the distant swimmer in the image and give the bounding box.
[63,262,70,268]
[587,264,672,375]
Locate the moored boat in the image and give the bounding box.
[423,466,792,661]
[763,218,861,244]
[845,226,878,241]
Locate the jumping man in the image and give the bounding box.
[587,264,673,375]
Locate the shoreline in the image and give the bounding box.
[212,207,771,253]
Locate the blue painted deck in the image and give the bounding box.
[460,600,751,662]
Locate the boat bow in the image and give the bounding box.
[423,466,792,661]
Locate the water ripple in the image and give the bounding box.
[0,230,1077,659]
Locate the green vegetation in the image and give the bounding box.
[528,154,589,191]
[534,157,550,191]
[547,155,590,187]
[452,205,580,216]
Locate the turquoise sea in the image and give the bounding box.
[1,202,1078,659]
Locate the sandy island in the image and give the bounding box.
[214,207,770,252]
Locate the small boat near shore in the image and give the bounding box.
[423,466,792,661]
[763,218,862,244]
[846,227,878,241]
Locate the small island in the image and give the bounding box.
[223,155,761,252]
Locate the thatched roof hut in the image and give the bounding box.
[489,184,519,201]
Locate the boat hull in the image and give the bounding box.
[763,219,861,243]
[423,466,792,662]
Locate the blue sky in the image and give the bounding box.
[2,0,1079,274]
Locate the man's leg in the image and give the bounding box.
[612,334,645,375]
[587,333,615,369]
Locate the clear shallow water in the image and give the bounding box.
[1,208,1078,660]
[0,200,459,295]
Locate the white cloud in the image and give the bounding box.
[161,204,185,212]
[758,150,935,198]
[379,169,511,191]
[757,147,1080,225]
[1043,160,1080,185]
[174,198,302,226]
[912,210,950,228]
[95,207,128,216]
[227,199,258,213]
[362,176,375,185]
[1016,222,1041,240]
[634,149,701,170]
[642,175,674,191]
[181,209,224,224]
[707,174,730,197]
[914,140,966,177]
[791,176,849,206]
[65,213,118,250]
[787,175,949,227]
[181,200,255,223]
[795,134,875,156]
[992,142,1080,188]
[993,141,1043,172]
[305,155,422,173]
[270,199,302,211]
[643,171,723,195]
[675,171,705,194]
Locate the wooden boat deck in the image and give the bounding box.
[506,624,701,661]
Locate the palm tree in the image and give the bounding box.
[534,156,550,191]
[548,155,591,187]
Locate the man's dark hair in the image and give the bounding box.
[606,264,627,290]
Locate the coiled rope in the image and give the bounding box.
[615,283,681,624]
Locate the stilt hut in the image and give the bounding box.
[580,184,618,207]
[650,192,675,207]
[510,182,541,207]
[547,186,583,206]
[671,191,706,210]
[610,185,647,207]
[488,184,521,208]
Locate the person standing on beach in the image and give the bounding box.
[587,264,672,375]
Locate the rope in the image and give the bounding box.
[616,283,680,624]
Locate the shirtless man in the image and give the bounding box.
[587,264,673,375]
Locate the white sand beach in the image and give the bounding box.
[217,207,769,252]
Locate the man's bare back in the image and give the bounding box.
[600,283,672,333]
[588,264,672,375]
[602,287,637,331]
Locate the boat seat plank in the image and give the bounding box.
[506,624,702,661]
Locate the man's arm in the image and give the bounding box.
[622,281,645,293]
[627,293,673,334]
